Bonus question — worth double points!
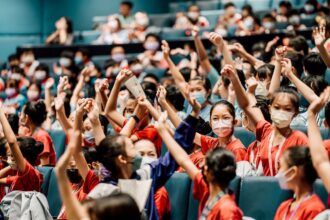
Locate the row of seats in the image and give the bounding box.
[34,167,328,220]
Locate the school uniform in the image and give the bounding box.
[33,128,56,166]
[323,140,330,158]
[154,186,171,220]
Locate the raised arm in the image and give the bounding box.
[45,30,59,45]
[268,46,287,97]
[307,87,330,192]
[313,26,330,68]
[229,43,265,69]
[70,67,90,107]
[0,106,26,173]
[208,32,234,66]
[55,76,72,133]
[86,101,106,146]
[192,27,212,73]
[94,79,109,111]
[282,58,319,103]
[43,78,55,129]
[55,131,89,220]
[104,69,132,127]
[155,112,199,180]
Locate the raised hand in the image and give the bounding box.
[57,76,69,96]
[229,43,246,54]
[313,26,326,47]
[45,78,55,90]
[155,111,168,131]
[94,78,109,93]
[191,26,200,38]
[116,68,133,84]
[275,46,287,62]
[220,64,236,80]
[246,77,258,94]
[280,58,293,77]
[54,92,66,111]
[156,86,167,105]
[161,40,170,60]
[308,87,330,115]
[208,32,224,48]
[265,36,280,52]
[85,99,100,123]
[76,98,88,114]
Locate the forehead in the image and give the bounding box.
[83,118,92,127]
[135,140,156,153]
[211,104,232,117]
[189,80,204,88]
[126,99,137,108]
[111,47,124,54]
[272,93,296,107]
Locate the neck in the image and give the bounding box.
[118,166,132,179]
[274,126,292,137]
[293,181,313,201]
[218,135,232,146]
[27,123,37,133]
[209,183,223,198]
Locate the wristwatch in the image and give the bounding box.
[131,114,140,123]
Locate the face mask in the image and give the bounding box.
[55,67,63,76]
[140,156,157,167]
[59,57,71,67]
[263,22,275,30]
[136,17,149,27]
[255,81,268,97]
[35,70,47,81]
[243,18,254,30]
[212,119,233,138]
[7,157,17,170]
[144,41,159,51]
[74,56,83,65]
[108,20,119,29]
[129,154,142,172]
[271,109,294,129]
[112,53,125,63]
[84,130,95,145]
[10,73,21,81]
[27,90,39,101]
[187,12,199,20]
[66,168,83,184]
[131,64,144,74]
[5,88,16,97]
[192,91,207,105]
[275,168,293,190]
[21,55,34,64]
[304,4,314,13]
[289,16,300,26]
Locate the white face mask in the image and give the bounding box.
[140,156,157,167]
[27,90,39,101]
[59,57,71,67]
[136,17,149,27]
[275,167,293,190]
[255,81,268,97]
[212,119,233,138]
[10,73,21,81]
[21,55,35,64]
[270,109,294,129]
[131,64,144,73]
[35,70,47,81]
[187,12,199,20]
[144,41,159,51]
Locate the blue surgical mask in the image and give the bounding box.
[74,56,83,65]
[192,91,207,105]
[141,156,157,167]
[84,130,95,144]
[59,57,71,67]
[130,154,142,172]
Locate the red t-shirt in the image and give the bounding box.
[323,140,330,158]
[244,141,261,168]
[58,170,99,219]
[256,120,308,176]
[274,194,325,220]
[33,128,56,166]
[6,161,43,192]
[200,135,247,161]
[154,186,171,220]
[193,173,243,220]
[177,149,204,172]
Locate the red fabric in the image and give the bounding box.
[193,173,243,220]
[6,161,43,192]
[323,140,330,158]
[58,170,99,219]
[154,187,171,220]
[274,194,325,220]
[244,141,261,168]
[177,149,204,172]
[200,135,247,161]
[33,128,56,166]
[256,120,308,176]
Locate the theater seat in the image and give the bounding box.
[234,128,256,148]
[325,69,330,85]
[161,28,187,40]
[47,168,62,217]
[314,179,329,208]
[238,176,292,220]
[165,173,192,220]
[246,0,271,11]
[187,176,241,220]
[36,166,53,196]
[144,68,167,80]
[48,130,66,161]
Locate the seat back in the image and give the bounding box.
[314,179,329,208]
[234,128,256,148]
[47,169,62,217]
[48,130,66,160]
[36,166,53,196]
[165,173,192,220]
[238,176,292,220]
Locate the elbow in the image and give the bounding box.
[312,155,329,170]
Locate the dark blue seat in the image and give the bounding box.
[48,130,66,161]
[234,127,256,148]
[36,166,53,196]
[47,168,62,218]
[314,179,329,208]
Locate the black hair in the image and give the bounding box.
[143,73,159,83]
[63,17,73,34]
[279,0,292,8]
[283,146,318,185]
[190,76,212,92]
[288,36,309,56]
[7,114,19,135]
[242,4,253,16]
[221,76,231,89]
[165,85,185,111]
[263,13,276,22]
[35,63,50,74]
[77,48,91,59]
[205,147,236,188]
[255,95,272,123]
[96,135,126,179]
[141,81,157,104]
[256,64,275,81]
[17,137,44,165]
[303,53,327,77]
[87,193,140,220]
[179,67,192,82]
[325,101,330,126]
[23,100,47,126]
[270,87,300,113]
[210,100,236,120]
[287,9,300,17]
[60,50,74,60]
[82,147,98,164]
[236,69,246,90]
[99,114,109,135]
[144,33,161,45]
[302,75,328,96]
[188,4,201,11]
[0,138,7,157]
[104,59,117,70]
[10,65,24,75]
[120,1,133,9]
[224,2,236,9]
[8,54,19,62]
[285,51,303,78]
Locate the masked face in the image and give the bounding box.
[74,56,83,65]
[140,156,157,167]
[128,154,143,172]
[212,119,233,138]
[270,108,294,129]
[304,4,315,13]
[275,167,294,190]
[10,73,21,81]
[263,21,275,30]
[191,91,207,105]
[131,63,144,74]
[187,11,199,20]
[112,53,125,63]
[5,87,16,97]
[289,15,300,26]
[35,70,47,81]
[21,55,35,64]
[66,168,83,184]
[59,57,71,68]
[83,130,95,146]
[144,41,159,51]
[27,90,39,101]
[255,81,269,97]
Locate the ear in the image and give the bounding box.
[117,155,127,164]
[91,161,99,169]
[324,119,328,128]
[286,166,298,181]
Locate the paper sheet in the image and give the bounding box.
[124,75,146,98]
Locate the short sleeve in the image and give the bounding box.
[35,133,51,156]
[200,135,218,154]
[256,120,273,142]
[193,172,208,201]
[83,170,100,194]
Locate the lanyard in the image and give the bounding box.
[200,190,226,220]
[249,141,260,166]
[282,193,312,220]
[268,132,286,176]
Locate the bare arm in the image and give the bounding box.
[208,32,234,67]
[86,101,106,146]
[192,27,212,73]
[229,43,265,69]
[45,30,59,45]
[268,47,287,97]
[307,87,330,192]
[70,68,89,107]
[313,26,330,68]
